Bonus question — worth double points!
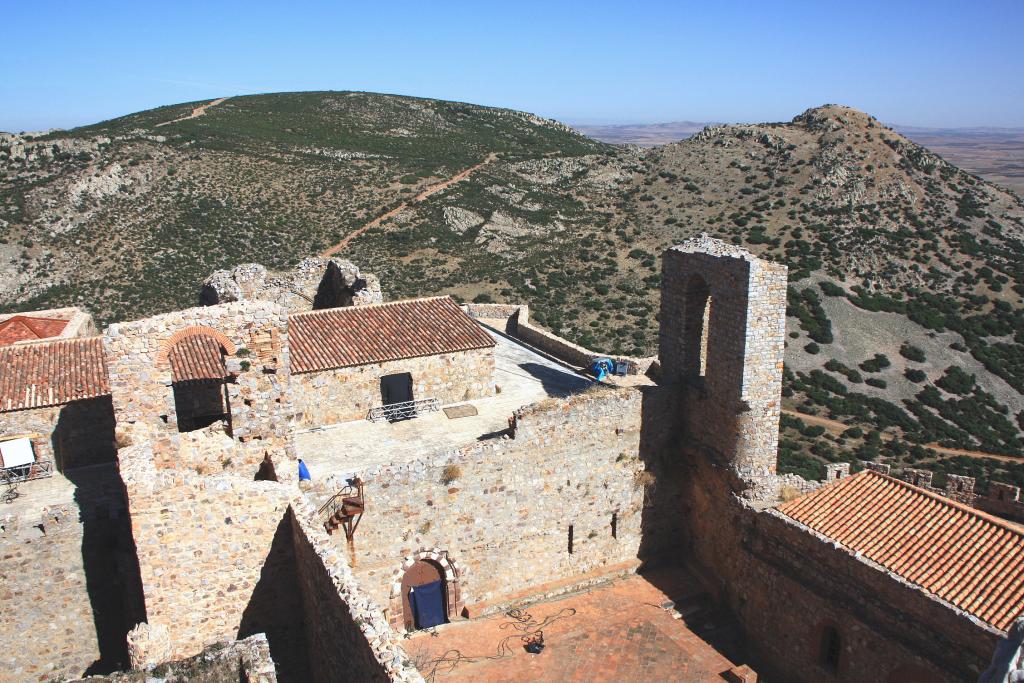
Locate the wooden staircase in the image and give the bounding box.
[320,478,365,540]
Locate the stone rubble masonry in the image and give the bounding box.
[0,463,140,683]
[201,257,383,313]
[305,387,647,629]
[118,440,296,662]
[290,348,495,426]
[658,235,787,491]
[103,301,297,481]
[289,498,424,683]
[68,633,278,683]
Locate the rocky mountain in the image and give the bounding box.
[1,94,1022,491]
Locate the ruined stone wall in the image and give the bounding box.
[462,303,655,375]
[291,348,495,427]
[0,464,143,682]
[201,258,383,313]
[658,237,787,484]
[307,388,647,628]
[288,502,423,683]
[103,302,296,481]
[67,633,279,683]
[118,443,300,666]
[0,396,115,471]
[676,458,998,683]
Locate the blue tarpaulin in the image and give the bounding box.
[409,580,446,629]
[298,460,311,481]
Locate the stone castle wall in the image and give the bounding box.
[675,459,998,683]
[462,303,656,375]
[0,464,144,682]
[291,348,495,427]
[289,501,423,683]
[118,442,304,669]
[306,387,647,628]
[0,396,116,471]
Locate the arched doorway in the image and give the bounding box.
[401,559,448,631]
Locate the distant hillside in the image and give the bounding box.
[576,118,1024,195]
[1,94,1022,494]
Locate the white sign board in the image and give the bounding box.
[0,438,35,468]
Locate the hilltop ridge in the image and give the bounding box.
[0,92,1022,492]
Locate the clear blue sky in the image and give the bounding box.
[2,0,1021,132]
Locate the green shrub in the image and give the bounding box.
[905,368,927,383]
[818,281,845,297]
[859,353,891,373]
[804,342,820,354]
[899,343,926,363]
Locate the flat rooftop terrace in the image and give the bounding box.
[293,328,594,476]
[405,568,749,682]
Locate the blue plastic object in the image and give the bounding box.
[590,357,614,381]
[410,580,446,629]
[298,459,311,481]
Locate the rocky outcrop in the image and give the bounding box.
[200,258,383,312]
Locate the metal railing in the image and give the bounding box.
[367,397,440,423]
[2,460,55,503]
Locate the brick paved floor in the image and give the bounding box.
[404,568,748,682]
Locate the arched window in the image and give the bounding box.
[683,275,712,377]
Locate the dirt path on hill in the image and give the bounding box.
[322,152,498,256]
[156,97,229,128]
[780,409,1021,463]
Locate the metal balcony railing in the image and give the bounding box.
[367,397,440,423]
[2,459,55,503]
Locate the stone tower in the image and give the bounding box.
[658,234,787,481]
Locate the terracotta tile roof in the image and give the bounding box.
[778,470,1024,631]
[168,333,228,383]
[0,337,110,412]
[0,315,70,345]
[289,297,495,373]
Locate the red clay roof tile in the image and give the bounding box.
[777,470,1024,631]
[288,297,495,374]
[168,333,228,383]
[0,337,109,412]
[0,315,70,345]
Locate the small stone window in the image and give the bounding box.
[567,525,574,554]
[820,624,841,673]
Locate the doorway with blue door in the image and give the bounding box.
[402,559,449,631]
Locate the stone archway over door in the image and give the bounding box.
[388,550,463,632]
[402,560,446,630]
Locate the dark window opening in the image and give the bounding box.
[611,512,618,539]
[254,454,278,481]
[683,275,712,378]
[173,381,229,433]
[568,525,574,554]
[821,625,841,672]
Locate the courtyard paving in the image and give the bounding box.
[404,568,748,683]
[294,329,594,474]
